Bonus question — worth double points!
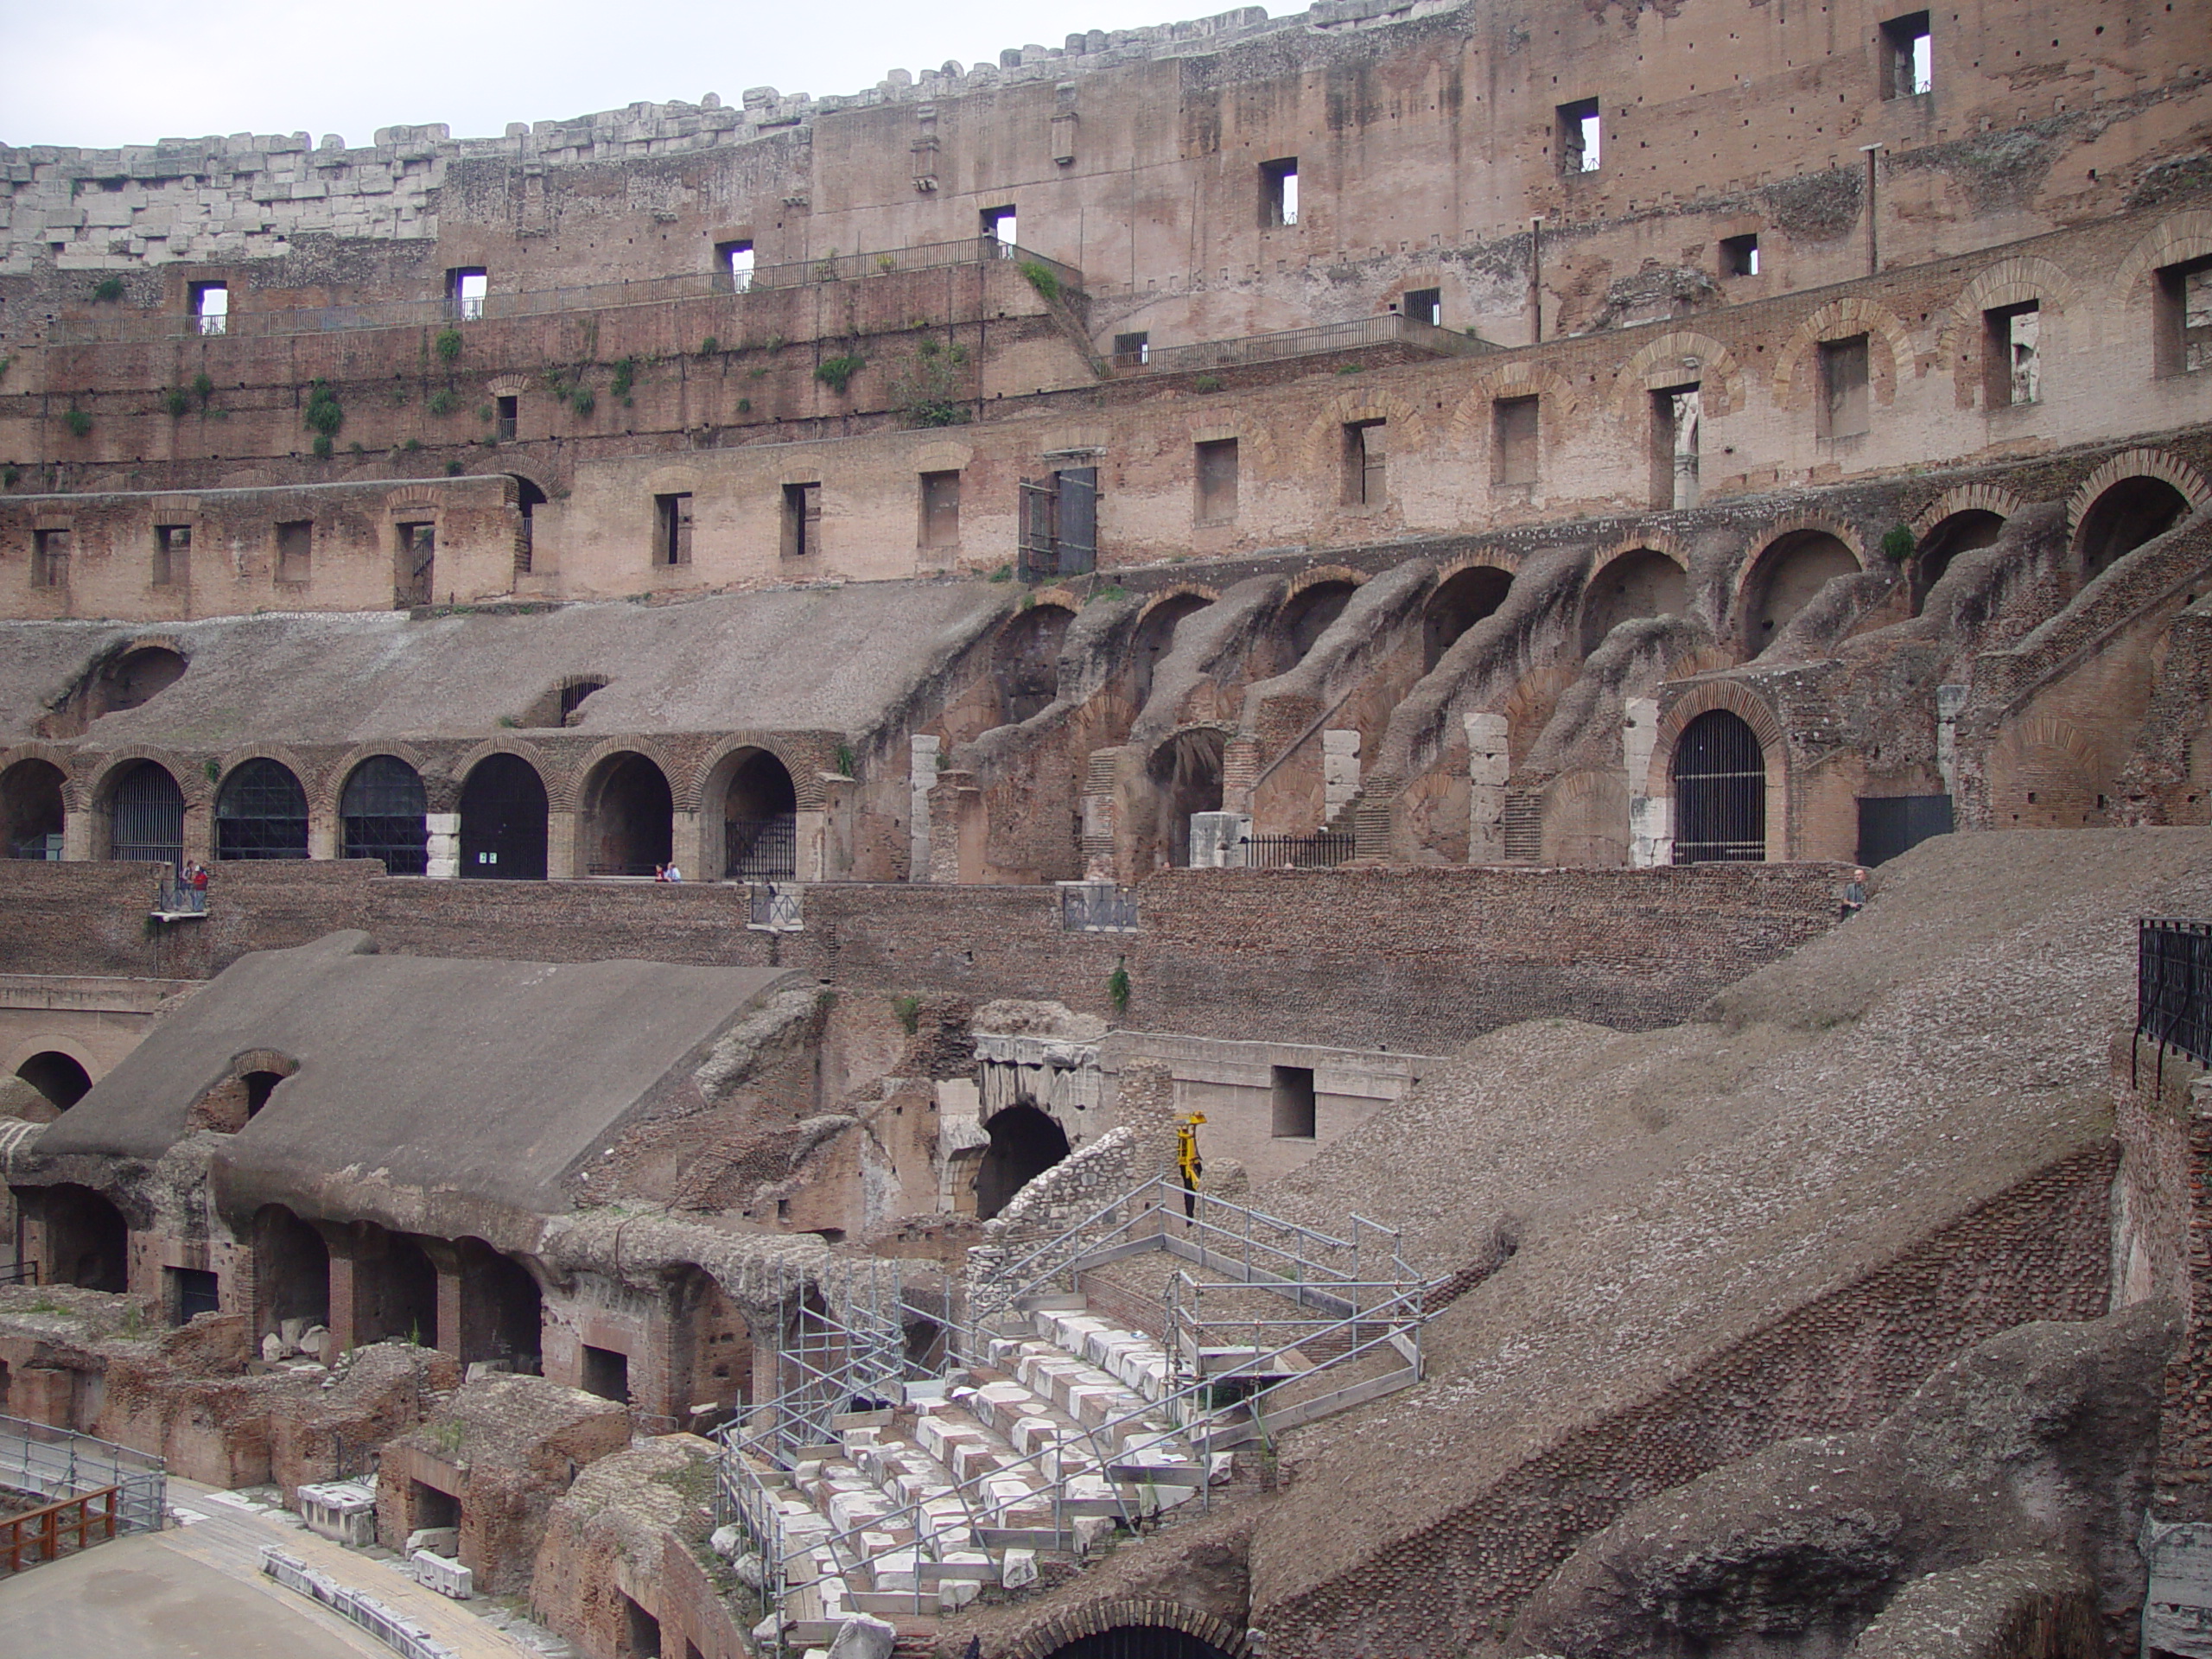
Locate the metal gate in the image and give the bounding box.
[215,760,309,860]
[458,753,549,880]
[1018,467,1098,580]
[1670,709,1765,862]
[340,756,429,874]
[1856,793,1953,868]
[109,762,184,868]
[725,815,797,881]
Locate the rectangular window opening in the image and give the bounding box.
[1557,99,1601,175]
[168,1266,219,1325]
[1344,419,1385,506]
[1818,335,1870,440]
[622,1594,664,1659]
[1719,233,1761,277]
[1112,331,1151,368]
[1984,301,2039,408]
[1271,1065,1317,1139]
[154,524,190,586]
[29,529,67,589]
[981,206,1017,253]
[581,1344,630,1404]
[919,470,961,550]
[1196,437,1239,524]
[494,395,518,442]
[1881,12,1932,98]
[449,266,487,321]
[1018,467,1098,580]
[191,282,228,336]
[717,239,754,294]
[655,492,694,567]
[1492,395,1539,486]
[2156,256,2212,377]
[276,519,313,583]
[397,522,435,608]
[1402,287,1442,327]
[1653,383,1701,511]
[1261,157,1300,227]
[782,482,823,560]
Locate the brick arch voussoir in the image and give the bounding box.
[1185,410,1282,474]
[1733,514,1869,610]
[692,736,823,817]
[1135,583,1223,626]
[1282,563,1368,601]
[1910,483,2031,539]
[1429,551,1522,594]
[315,741,435,821]
[2116,211,2212,297]
[449,737,558,811]
[1995,713,2105,780]
[1615,329,1744,420]
[1449,359,1584,448]
[1307,391,1427,468]
[569,735,686,816]
[1770,298,1916,409]
[2065,448,2212,543]
[1648,681,1787,799]
[1003,1594,1251,1659]
[1588,530,1692,582]
[0,741,87,812]
[83,747,204,812]
[213,746,318,814]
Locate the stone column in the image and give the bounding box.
[796,808,830,882]
[1936,683,1967,799]
[421,1239,465,1360]
[1323,729,1362,824]
[1624,697,1672,868]
[308,807,339,862]
[423,812,460,880]
[545,811,577,880]
[60,808,93,861]
[670,810,707,882]
[1465,712,1509,863]
[1188,810,1249,868]
[909,734,939,880]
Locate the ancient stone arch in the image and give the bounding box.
[0,741,86,811]
[1909,483,2030,539]
[1615,328,1745,419]
[1770,296,1916,410]
[1284,563,1366,600]
[1004,1596,1251,1659]
[2115,210,2212,298]
[1449,359,1585,452]
[2065,448,2211,543]
[690,736,825,813]
[1305,390,1430,469]
[84,747,203,816]
[1938,253,2083,406]
[1646,682,1789,860]
[214,746,316,805]
[314,741,434,820]
[448,736,557,808]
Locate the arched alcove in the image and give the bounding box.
[340,755,429,874]
[458,753,549,880]
[459,1237,543,1373]
[1273,580,1357,672]
[1423,566,1512,671]
[105,760,184,868]
[97,646,188,715]
[1,759,66,860]
[1043,1630,1238,1659]
[995,604,1077,726]
[580,751,674,877]
[1670,709,1767,863]
[215,758,308,861]
[16,1052,92,1113]
[1744,531,1859,656]
[1150,729,1226,868]
[2076,476,2190,583]
[718,748,799,880]
[253,1205,331,1340]
[1131,594,1213,709]
[1580,550,1687,657]
[40,1183,129,1292]
[1911,511,2005,613]
[976,1103,1071,1220]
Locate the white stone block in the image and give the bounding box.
[1001,1548,1039,1588]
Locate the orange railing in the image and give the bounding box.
[0,1485,119,1573]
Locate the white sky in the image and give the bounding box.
[2,0,1207,152]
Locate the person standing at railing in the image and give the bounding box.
[1177,1112,1206,1220]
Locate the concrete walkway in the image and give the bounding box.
[0,1478,549,1659]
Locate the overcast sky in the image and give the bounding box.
[3,0,1207,152]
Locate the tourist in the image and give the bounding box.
[663,861,682,882]
[1841,867,1867,919]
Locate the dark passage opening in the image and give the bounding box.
[721,749,798,881]
[107,760,184,868]
[1149,729,1225,869]
[359,1231,439,1348]
[410,1480,460,1531]
[42,1183,128,1292]
[582,752,673,877]
[622,1593,664,1659]
[255,1205,330,1340]
[459,753,549,880]
[169,1266,220,1324]
[582,1344,631,1404]
[460,1238,543,1374]
[2,759,66,861]
[993,604,1076,726]
[1043,1628,1237,1659]
[1271,1065,1317,1139]
[16,1052,92,1113]
[1911,510,2005,613]
[976,1103,1071,1221]
[1130,594,1212,710]
[1858,794,1954,868]
[340,755,429,874]
[1422,567,1512,671]
[1273,580,1356,673]
[2077,477,2190,584]
[1671,709,1766,864]
[215,759,308,861]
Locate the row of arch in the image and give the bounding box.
[1,745,800,880]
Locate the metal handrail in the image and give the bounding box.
[1125,313,1494,376]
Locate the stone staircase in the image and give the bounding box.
[743,1296,1223,1649]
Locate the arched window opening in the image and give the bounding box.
[1043,1626,1238,1659]
[1745,531,1858,657]
[254,1206,330,1342]
[41,1184,129,1292]
[2,759,66,861]
[722,749,798,881]
[340,756,429,874]
[994,604,1076,727]
[16,1052,92,1113]
[976,1103,1071,1220]
[1671,709,1767,864]
[1131,594,1213,709]
[97,646,188,716]
[355,1230,439,1348]
[1911,511,2005,613]
[459,1238,543,1374]
[458,753,549,880]
[107,760,184,868]
[1150,729,1226,868]
[2078,477,2191,584]
[1579,550,1688,657]
[216,759,308,861]
[582,753,673,877]
[1423,567,1512,671]
[1273,580,1357,673]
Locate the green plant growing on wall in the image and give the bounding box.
[815,354,865,395]
[1881,523,1916,563]
[427,387,459,416]
[735,397,752,414]
[1192,373,1224,393]
[876,253,899,274]
[892,994,922,1035]
[2,467,19,490]
[815,251,842,282]
[835,742,856,776]
[891,337,973,429]
[435,327,463,365]
[313,434,334,459]
[700,336,719,356]
[91,276,125,302]
[204,759,221,784]
[446,460,465,476]
[477,404,495,423]
[570,385,596,416]
[402,437,423,452]
[1107,958,1131,1015]
[62,405,92,437]
[1018,262,1061,304]
[162,387,191,417]
[304,380,344,443]
[192,372,214,407]
[611,357,637,403]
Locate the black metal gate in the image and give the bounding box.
[1671,709,1765,863]
[215,759,309,860]
[109,762,184,868]
[2140,919,2212,1066]
[459,753,549,880]
[1018,467,1098,580]
[1044,1628,1236,1659]
[725,816,798,882]
[340,756,429,874]
[1856,793,1953,868]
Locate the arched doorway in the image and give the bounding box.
[1911,511,2005,613]
[1131,594,1213,709]
[106,760,184,868]
[508,474,549,575]
[41,1184,129,1291]
[2,759,65,860]
[1271,580,1357,674]
[459,753,549,880]
[1150,729,1225,868]
[459,1238,543,1373]
[720,749,798,881]
[580,752,673,877]
[2077,477,2190,584]
[995,604,1076,726]
[1423,566,1512,671]
[16,1052,92,1114]
[1744,531,1859,656]
[340,755,429,874]
[976,1103,1071,1220]
[1671,709,1767,863]
[253,1206,331,1341]
[215,759,308,861]
[1580,550,1687,657]
[355,1230,439,1348]
[1043,1628,1238,1659]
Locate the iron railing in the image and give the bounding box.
[1125,313,1495,377]
[727,817,798,882]
[2140,919,2212,1066]
[749,881,804,931]
[0,1416,166,1537]
[1238,831,1354,870]
[48,238,1083,345]
[1059,881,1138,931]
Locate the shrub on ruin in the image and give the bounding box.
[162,387,191,418]
[435,327,463,365]
[91,276,125,302]
[1881,523,1916,563]
[815,354,865,396]
[891,337,972,428]
[1107,959,1130,1014]
[700,336,719,356]
[892,995,922,1035]
[303,381,345,440]
[427,388,459,417]
[191,372,214,406]
[62,406,92,438]
[611,357,637,403]
[1019,262,1061,304]
[570,386,596,417]
[1193,373,1224,393]
[312,434,334,459]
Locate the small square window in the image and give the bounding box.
[1113,331,1151,368]
[655,492,694,566]
[1881,12,1932,98]
[1557,99,1601,175]
[1492,396,1539,486]
[981,206,1017,252]
[1984,302,2039,408]
[717,239,754,293]
[782,482,823,559]
[1402,288,1442,327]
[1719,233,1761,277]
[1196,438,1238,524]
[31,528,69,589]
[276,519,313,582]
[154,524,190,586]
[191,282,228,336]
[449,267,487,321]
[919,471,960,550]
[1271,1065,1317,1139]
[1819,335,1871,439]
[1261,158,1300,227]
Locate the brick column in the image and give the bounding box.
[320,1224,368,1355]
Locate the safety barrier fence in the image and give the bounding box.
[0,1415,165,1537]
[0,1485,118,1574]
[2141,918,2212,1066]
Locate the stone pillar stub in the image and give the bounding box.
[910,734,940,882]
[1624,697,1670,868]
[423,811,460,880]
[1188,810,1249,868]
[1936,683,1967,800]
[1465,712,1509,864]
